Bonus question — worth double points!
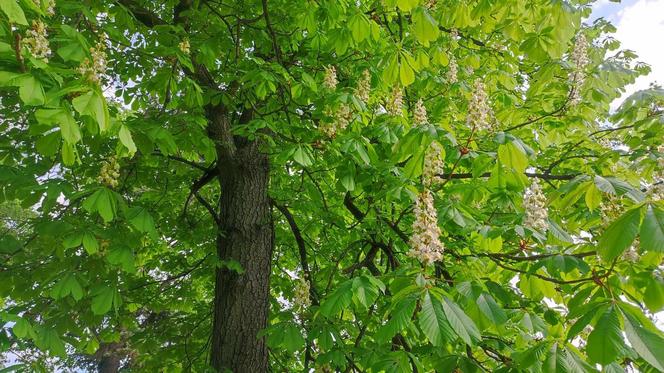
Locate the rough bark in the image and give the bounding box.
[208,105,273,372]
[95,342,123,373]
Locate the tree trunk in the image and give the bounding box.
[208,107,273,372]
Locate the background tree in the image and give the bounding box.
[1,0,663,372]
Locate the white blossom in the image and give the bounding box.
[422,141,444,187]
[413,99,428,126]
[321,104,352,138]
[408,190,444,265]
[179,39,190,54]
[569,34,590,106]
[23,21,51,62]
[386,86,403,116]
[523,179,548,232]
[98,157,120,188]
[600,199,622,224]
[323,65,338,90]
[356,69,371,104]
[293,278,311,309]
[446,56,458,84]
[466,79,493,131]
[77,35,108,85]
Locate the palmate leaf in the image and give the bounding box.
[620,306,664,371]
[441,297,481,346]
[585,306,624,365]
[640,204,664,252]
[597,206,641,261]
[418,290,455,346]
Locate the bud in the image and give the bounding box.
[386,86,403,116]
[408,190,444,265]
[23,20,51,62]
[523,179,548,232]
[323,65,338,90]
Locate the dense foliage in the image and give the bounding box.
[1,0,663,371]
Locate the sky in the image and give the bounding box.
[590,0,664,109]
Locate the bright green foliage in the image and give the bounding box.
[1,0,664,371]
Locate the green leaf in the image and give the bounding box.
[118,125,137,155]
[586,306,623,365]
[498,142,528,172]
[476,293,507,325]
[51,274,83,301]
[412,7,440,46]
[543,343,569,373]
[621,307,664,370]
[18,76,45,106]
[352,275,380,309]
[293,145,314,167]
[282,323,305,353]
[376,296,418,342]
[81,232,98,254]
[441,297,481,345]
[107,246,134,273]
[82,188,117,223]
[12,318,33,339]
[91,286,118,315]
[35,131,61,157]
[403,148,425,179]
[396,0,418,12]
[418,291,455,346]
[640,204,664,252]
[126,207,156,235]
[399,58,415,86]
[0,0,28,25]
[584,183,601,210]
[36,329,66,357]
[597,206,641,261]
[644,277,664,313]
[72,90,110,132]
[319,280,352,317]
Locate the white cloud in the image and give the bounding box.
[611,0,664,106]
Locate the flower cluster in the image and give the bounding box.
[413,99,428,126]
[23,21,51,62]
[77,35,108,85]
[466,79,493,131]
[321,104,352,138]
[523,179,548,232]
[408,190,444,265]
[386,86,403,116]
[600,198,622,224]
[446,56,458,84]
[293,278,311,309]
[422,141,444,187]
[32,0,55,16]
[356,69,371,104]
[178,39,190,55]
[98,157,120,188]
[623,239,640,262]
[323,65,338,90]
[569,34,590,106]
